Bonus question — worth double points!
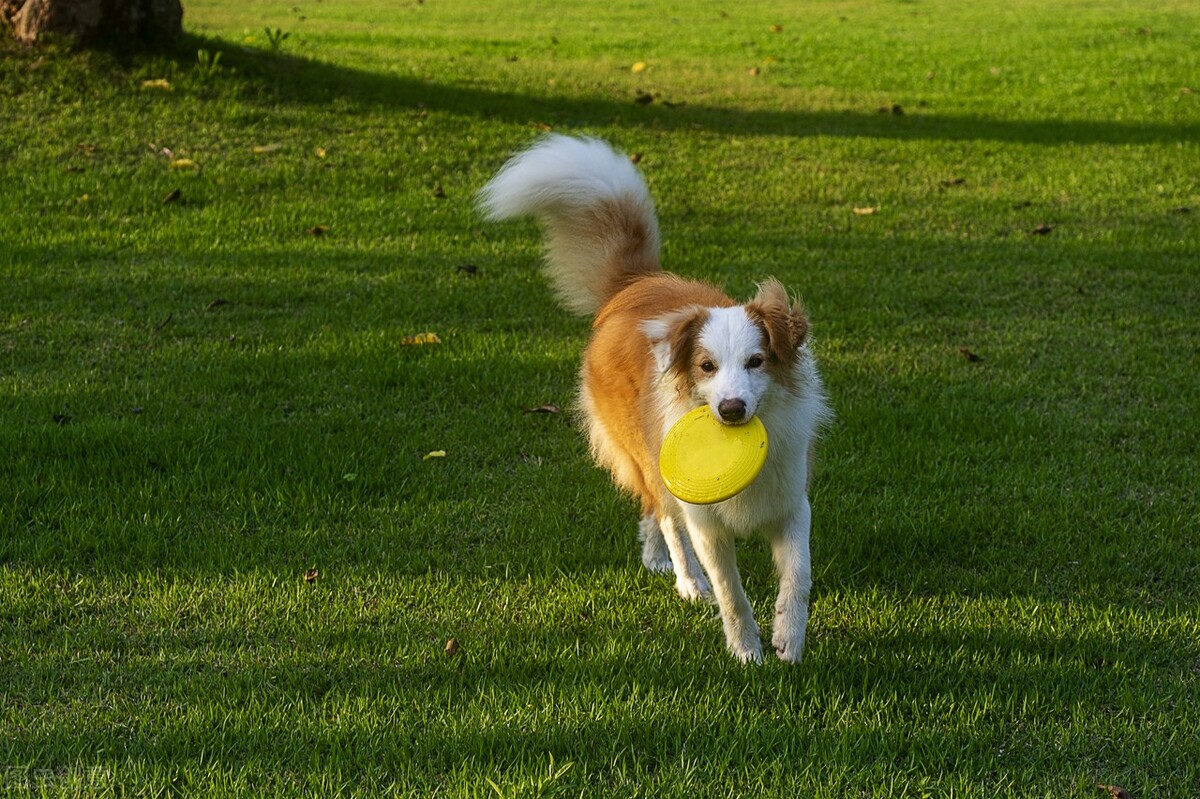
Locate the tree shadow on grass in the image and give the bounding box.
[178,33,1200,147]
[3,231,1198,604]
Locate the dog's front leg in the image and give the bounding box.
[768,496,813,664]
[684,512,762,663]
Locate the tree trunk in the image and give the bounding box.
[4,0,183,47]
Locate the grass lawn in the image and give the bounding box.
[2,0,1199,795]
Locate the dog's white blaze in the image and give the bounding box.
[695,307,771,421]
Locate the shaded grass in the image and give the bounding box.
[2,0,1199,796]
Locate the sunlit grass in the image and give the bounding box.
[1,0,1198,795]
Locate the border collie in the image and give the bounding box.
[479,135,830,663]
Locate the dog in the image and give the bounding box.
[479,135,830,663]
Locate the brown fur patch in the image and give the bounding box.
[665,309,710,383]
[592,197,662,299]
[582,274,734,511]
[542,195,662,315]
[592,273,732,329]
[745,277,808,388]
[685,344,720,391]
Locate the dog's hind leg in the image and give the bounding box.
[638,513,673,574]
[657,513,711,602]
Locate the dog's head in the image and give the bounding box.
[643,278,808,424]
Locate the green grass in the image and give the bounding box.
[2,0,1198,795]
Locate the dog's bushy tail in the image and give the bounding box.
[478,135,661,316]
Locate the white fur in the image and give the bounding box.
[696,307,775,422]
[656,331,829,663]
[478,135,660,316]
[638,513,673,574]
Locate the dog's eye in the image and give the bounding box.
[747,355,764,369]
[700,360,716,374]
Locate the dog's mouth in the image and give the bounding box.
[716,416,755,427]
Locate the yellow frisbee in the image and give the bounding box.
[659,406,769,505]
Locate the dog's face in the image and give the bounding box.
[645,279,808,425]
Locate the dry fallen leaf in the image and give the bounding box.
[748,67,761,76]
[313,146,327,158]
[445,638,460,656]
[524,404,562,415]
[852,206,878,215]
[304,568,319,584]
[402,332,441,346]
[423,450,447,461]
[940,177,966,187]
[169,158,198,170]
[307,224,330,236]
[432,183,447,199]
[631,61,647,74]
[1096,785,1131,799]
[1029,224,1055,236]
[629,152,643,164]
[770,24,783,32]
[162,188,182,204]
[141,78,172,90]
[252,143,283,154]
[959,346,983,362]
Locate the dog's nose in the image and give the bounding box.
[717,398,747,423]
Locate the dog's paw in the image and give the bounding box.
[771,634,805,664]
[771,607,808,664]
[674,573,711,602]
[638,516,674,574]
[731,637,764,665]
[722,617,763,664]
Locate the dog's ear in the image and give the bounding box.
[746,278,808,363]
[642,307,708,375]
